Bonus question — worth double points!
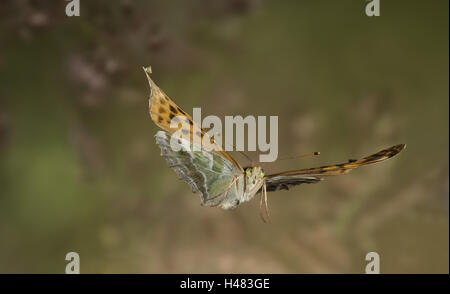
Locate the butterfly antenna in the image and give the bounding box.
[213,132,253,165]
[238,151,253,165]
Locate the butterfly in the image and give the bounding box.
[143,66,405,222]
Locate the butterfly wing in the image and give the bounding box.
[144,66,243,172]
[263,144,405,192]
[264,175,322,192]
[155,131,242,207]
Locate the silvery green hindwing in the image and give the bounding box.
[155,131,268,211]
[144,66,405,222]
[180,278,214,292]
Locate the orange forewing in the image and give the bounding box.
[143,66,243,172]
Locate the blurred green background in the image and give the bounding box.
[0,0,448,273]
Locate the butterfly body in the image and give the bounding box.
[144,66,405,221]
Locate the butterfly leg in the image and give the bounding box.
[259,182,271,223]
[263,181,271,223]
[209,187,229,208]
[259,188,266,223]
[205,174,243,206]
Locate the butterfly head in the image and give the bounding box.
[244,166,265,196]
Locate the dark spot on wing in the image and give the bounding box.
[367,154,384,161]
[169,105,177,113]
[177,106,186,115]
